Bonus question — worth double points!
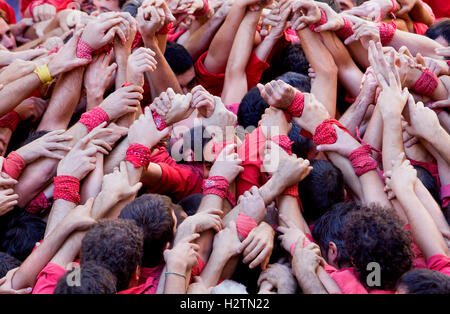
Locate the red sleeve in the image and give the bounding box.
[427,254,450,276]
[236,127,267,197]
[32,262,66,294]
[245,50,270,90]
[194,51,225,97]
[146,162,203,201]
[0,1,16,24]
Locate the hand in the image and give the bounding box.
[344,16,380,49]
[164,233,200,273]
[213,221,243,259]
[0,187,19,216]
[61,197,96,231]
[47,29,91,77]
[237,186,266,224]
[14,97,48,122]
[259,107,292,138]
[384,152,417,195]
[396,0,418,16]
[346,1,382,22]
[257,263,297,294]
[99,84,143,120]
[180,208,224,234]
[128,106,170,148]
[263,141,312,189]
[312,2,345,32]
[290,0,321,30]
[16,130,73,164]
[32,3,56,22]
[316,125,361,157]
[256,80,296,110]
[192,85,215,118]
[84,53,117,101]
[241,221,274,269]
[208,144,243,183]
[101,161,143,201]
[81,13,123,50]
[151,89,193,125]
[292,238,324,281]
[0,268,32,294]
[277,214,304,253]
[405,94,441,140]
[126,47,157,87]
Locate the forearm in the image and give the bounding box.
[38,67,85,131]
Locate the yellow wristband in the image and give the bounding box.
[33,64,55,85]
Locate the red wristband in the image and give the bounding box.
[194,0,209,16]
[0,111,21,132]
[152,111,167,131]
[411,69,439,98]
[377,21,397,46]
[236,212,258,239]
[2,151,26,180]
[53,175,81,204]
[76,38,93,59]
[287,92,305,118]
[202,176,229,199]
[309,8,327,32]
[125,143,151,169]
[336,18,354,41]
[79,107,110,132]
[349,145,378,176]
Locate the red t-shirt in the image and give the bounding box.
[146,147,203,201]
[194,50,270,97]
[427,254,450,276]
[32,262,66,294]
[0,0,16,24]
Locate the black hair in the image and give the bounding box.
[414,165,440,204]
[0,211,46,261]
[0,251,21,278]
[397,268,450,294]
[164,41,194,75]
[178,193,203,216]
[312,202,357,267]
[299,159,345,222]
[54,261,117,294]
[80,219,143,291]
[119,194,175,268]
[425,18,450,45]
[343,205,413,290]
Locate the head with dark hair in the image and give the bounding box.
[396,269,450,294]
[238,72,311,128]
[80,219,143,291]
[414,165,439,203]
[164,42,196,92]
[0,212,46,261]
[0,251,21,278]
[299,159,345,222]
[178,193,203,216]
[54,262,117,294]
[343,205,413,290]
[426,18,450,47]
[312,202,357,268]
[119,194,176,268]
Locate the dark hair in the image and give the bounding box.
[54,262,117,294]
[164,41,194,75]
[397,269,450,294]
[298,160,345,222]
[312,202,357,267]
[0,212,46,261]
[80,219,143,291]
[414,165,440,204]
[343,206,413,290]
[0,251,21,278]
[425,19,450,45]
[119,194,175,268]
[178,193,202,216]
